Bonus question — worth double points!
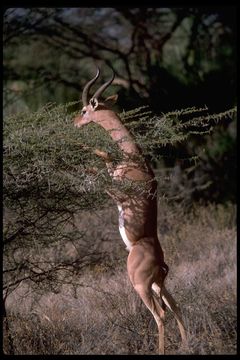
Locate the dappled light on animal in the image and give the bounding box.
[74,67,187,354]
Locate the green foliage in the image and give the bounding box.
[3,102,236,299]
[4,102,236,248]
[121,105,237,162]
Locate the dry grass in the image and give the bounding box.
[3,201,236,355]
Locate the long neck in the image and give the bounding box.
[95,110,140,157]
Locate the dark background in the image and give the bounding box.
[3,7,237,203]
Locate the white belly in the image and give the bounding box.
[117,205,132,251]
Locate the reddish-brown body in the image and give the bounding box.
[74,68,187,354]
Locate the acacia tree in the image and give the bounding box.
[3,8,237,354]
[3,8,236,192]
[3,101,236,301]
[3,6,237,315]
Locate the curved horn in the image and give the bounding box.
[91,69,115,100]
[82,67,100,106]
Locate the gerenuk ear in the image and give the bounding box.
[89,97,99,110]
[104,94,118,107]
